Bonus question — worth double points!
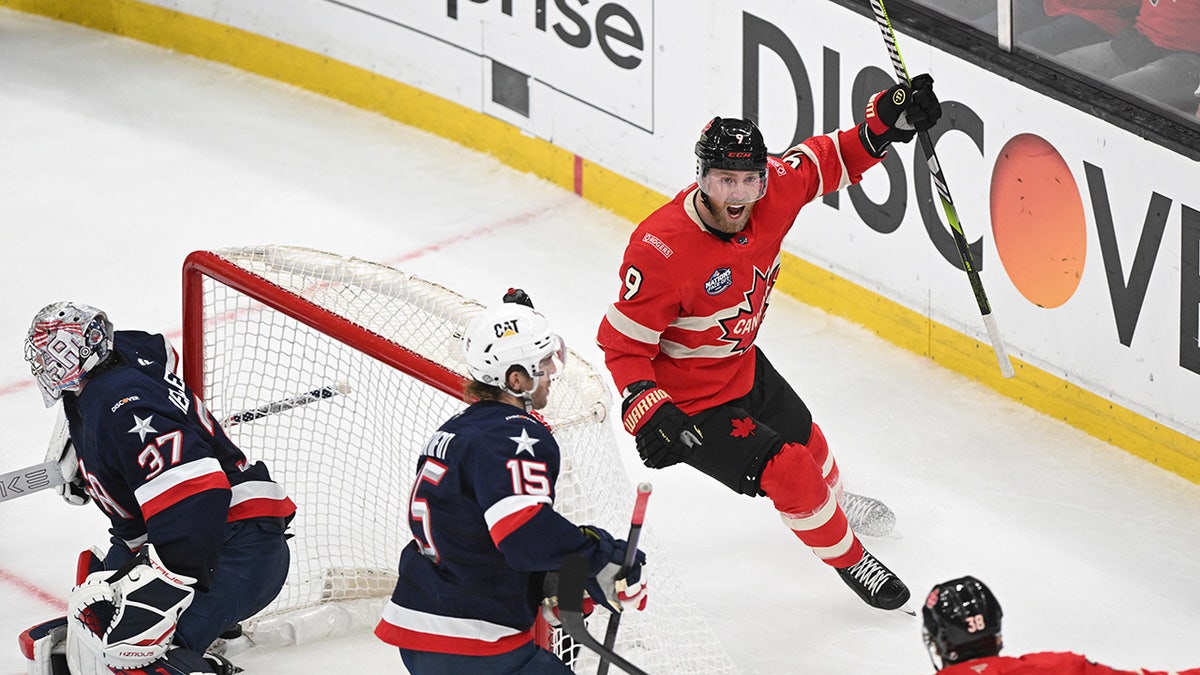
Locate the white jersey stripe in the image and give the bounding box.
[484,494,552,530]
[659,340,736,359]
[380,600,525,642]
[134,457,224,505]
[230,480,289,505]
[827,133,853,192]
[604,305,661,345]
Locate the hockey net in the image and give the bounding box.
[181,246,738,674]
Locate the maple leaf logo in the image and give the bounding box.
[717,264,779,353]
[730,417,756,438]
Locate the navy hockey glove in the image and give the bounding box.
[861,73,942,157]
[621,381,703,469]
[580,526,648,614]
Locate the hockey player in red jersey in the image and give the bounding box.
[923,576,1200,674]
[596,77,943,611]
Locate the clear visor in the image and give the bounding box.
[698,167,768,203]
[531,335,567,381]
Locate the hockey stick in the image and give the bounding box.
[596,482,652,675]
[0,462,62,503]
[220,381,351,426]
[558,554,650,675]
[868,0,1016,379]
[0,383,351,504]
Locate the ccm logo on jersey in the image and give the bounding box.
[641,232,673,258]
[705,268,733,295]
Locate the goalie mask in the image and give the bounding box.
[463,302,565,400]
[25,302,114,408]
[695,116,769,203]
[922,576,1004,670]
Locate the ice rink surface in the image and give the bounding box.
[2,9,1199,674]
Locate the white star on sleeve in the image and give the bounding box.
[128,414,157,442]
[510,428,540,456]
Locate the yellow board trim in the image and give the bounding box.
[7,0,1197,483]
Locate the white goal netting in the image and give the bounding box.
[182,245,738,674]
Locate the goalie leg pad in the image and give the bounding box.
[19,616,70,675]
[76,546,105,585]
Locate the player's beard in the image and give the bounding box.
[710,201,755,233]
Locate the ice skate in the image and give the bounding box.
[836,548,910,611]
[840,491,897,538]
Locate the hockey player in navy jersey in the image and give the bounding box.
[597,78,943,612]
[18,302,295,674]
[375,292,648,674]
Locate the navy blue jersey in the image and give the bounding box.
[62,330,295,589]
[376,400,598,656]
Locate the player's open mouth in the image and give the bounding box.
[726,205,746,219]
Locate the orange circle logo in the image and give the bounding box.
[990,134,1087,308]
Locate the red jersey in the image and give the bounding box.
[596,126,882,413]
[1043,0,1137,37]
[1134,0,1200,53]
[939,652,1200,675]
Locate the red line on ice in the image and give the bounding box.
[0,569,65,612]
[0,206,560,607]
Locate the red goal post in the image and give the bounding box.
[181,246,736,673]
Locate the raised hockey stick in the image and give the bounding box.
[558,554,650,675]
[868,0,1016,379]
[0,383,351,504]
[596,482,652,675]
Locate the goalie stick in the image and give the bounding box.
[597,482,652,675]
[868,0,1016,379]
[0,383,351,504]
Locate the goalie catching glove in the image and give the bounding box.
[621,381,703,469]
[861,73,942,157]
[66,543,196,672]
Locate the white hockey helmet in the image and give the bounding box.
[25,301,114,407]
[463,302,564,393]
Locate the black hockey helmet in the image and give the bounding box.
[695,117,769,202]
[922,576,1004,670]
[695,117,768,173]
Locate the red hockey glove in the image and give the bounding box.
[861,73,942,157]
[621,382,703,469]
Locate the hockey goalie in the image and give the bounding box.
[18,302,295,674]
